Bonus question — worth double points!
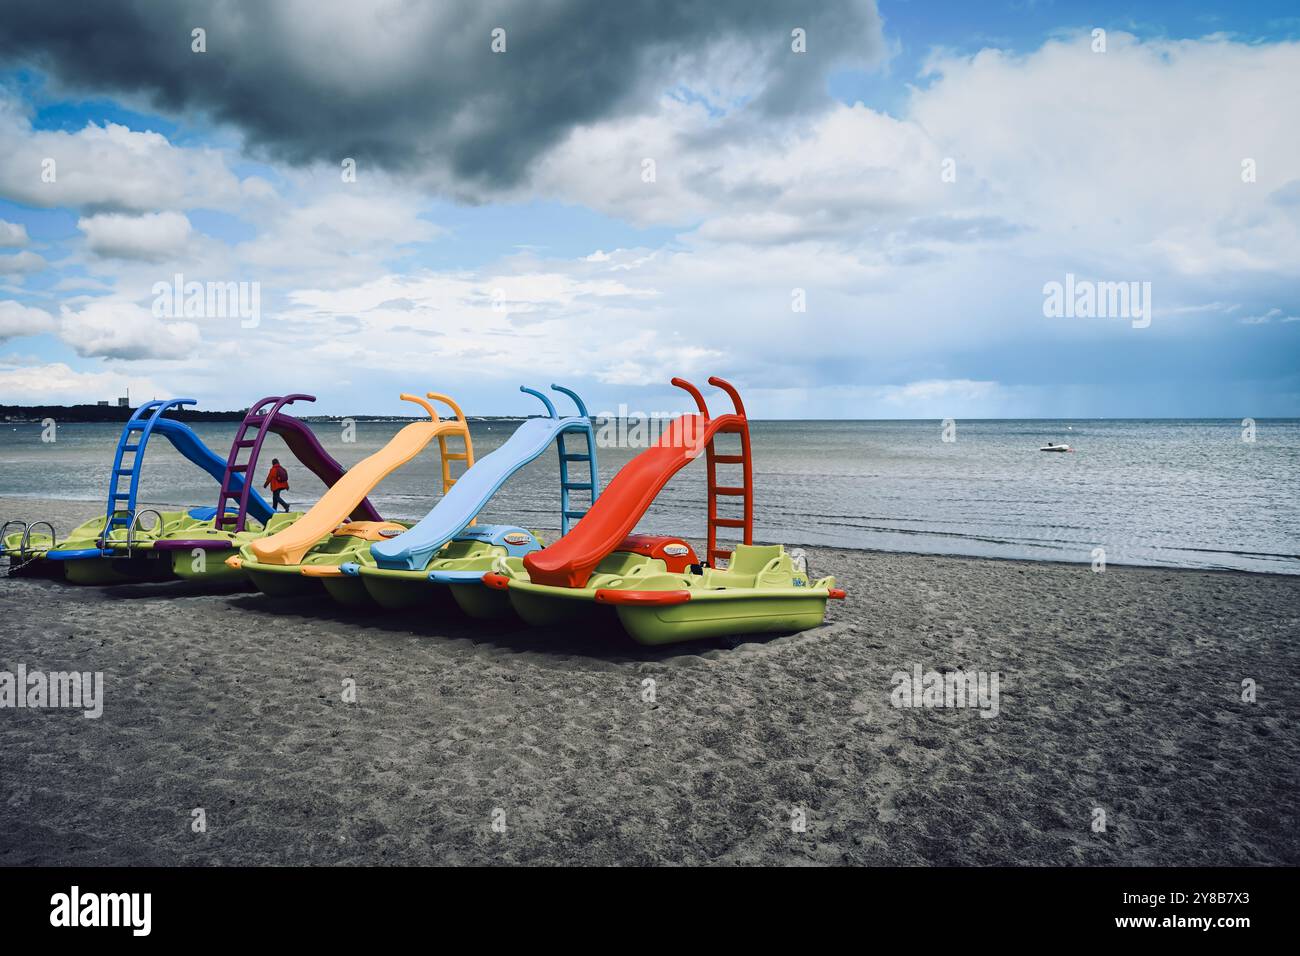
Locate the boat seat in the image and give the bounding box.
[593,552,659,576]
[264,512,299,532]
[588,552,666,588]
[435,539,491,562]
[621,572,698,591]
[590,563,662,589]
[702,543,790,589]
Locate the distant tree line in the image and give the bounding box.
[0,404,249,423]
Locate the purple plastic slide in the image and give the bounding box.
[269,414,382,522]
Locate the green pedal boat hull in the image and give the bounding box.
[507,581,834,645]
[506,585,608,628]
[234,520,414,601]
[320,574,374,609]
[62,554,173,586]
[447,583,514,620]
[613,592,832,645]
[359,569,458,611]
[241,562,322,598]
[352,530,545,614]
[169,548,245,585]
[154,511,305,589]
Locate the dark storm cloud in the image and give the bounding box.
[0,0,884,190]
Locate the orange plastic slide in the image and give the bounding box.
[522,412,743,588]
[249,393,473,566]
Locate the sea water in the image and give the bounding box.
[1,418,1296,574]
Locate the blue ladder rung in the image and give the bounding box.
[114,468,133,475]
[121,444,140,452]
[562,454,590,462]
[563,482,593,491]
[563,510,587,519]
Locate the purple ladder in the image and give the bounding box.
[214,394,314,532]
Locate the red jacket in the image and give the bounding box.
[265,464,288,491]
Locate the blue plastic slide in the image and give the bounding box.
[99,398,272,536]
[371,385,599,571]
[46,400,270,561]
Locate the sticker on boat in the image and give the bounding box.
[378,528,404,538]
[663,543,690,556]
[503,532,533,546]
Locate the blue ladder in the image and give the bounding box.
[101,398,197,549]
[521,384,600,535]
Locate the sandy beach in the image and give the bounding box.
[1,495,1297,866]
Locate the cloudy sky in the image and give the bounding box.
[0,0,1297,418]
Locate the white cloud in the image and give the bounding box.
[522,30,1300,303]
[527,97,945,236]
[78,211,193,261]
[1240,308,1299,324]
[0,31,1294,416]
[234,187,442,288]
[0,92,243,212]
[0,219,28,247]
[0,360,160,404]
[909,33,1300,276]
[0,300,56,341]
[281,263,661,379]
[0,250,47,276]
[58,300,201,360]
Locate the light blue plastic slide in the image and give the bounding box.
[370,385,599,571]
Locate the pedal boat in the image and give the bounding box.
[479,377,845,644]
[339,525,542,612]
[344,384,600,614]
[230,520,412,603]
[485,537,843,645]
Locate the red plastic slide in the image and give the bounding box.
[522,377,753,588]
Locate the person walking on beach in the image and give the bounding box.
[264,458,290,512]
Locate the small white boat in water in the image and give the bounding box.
[1040,443,1072,452]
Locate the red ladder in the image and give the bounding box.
[670,376,753,566]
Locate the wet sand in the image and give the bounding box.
[1,496,1297,866]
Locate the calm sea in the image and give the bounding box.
[2,418,1297,574]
